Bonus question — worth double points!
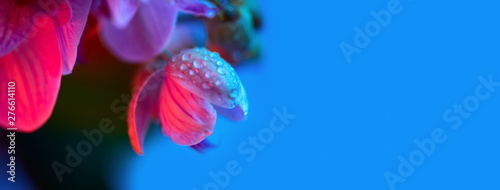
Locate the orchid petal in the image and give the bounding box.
[128,69,165,155]
[100,0,177,63]
[174,0,217,18]
[105,0,140,28]
[167,47,245,109]
[45,0,72,27]
[0,16,62,132]
[56,0,92,75]
[0,1,35,56]
[159,74,217,146]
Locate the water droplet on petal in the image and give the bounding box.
[193,59,204,68]
[215,80,222,86]
[205,71,213,78]
[202,83,211,89]
[216,61,224,66]
[180,64,188,70]
[182,53,191,61]
[230,89,238,99]
[210,52,219,58]
[189,69,196,75]
[217,67,226,75]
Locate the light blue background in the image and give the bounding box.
[111,0,500,189]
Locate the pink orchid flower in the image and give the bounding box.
[93,0,219,63]
[128,47,248,155]
[0,0,92,132]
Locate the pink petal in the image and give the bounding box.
[100,0,177,63]
[105,0,140,28]
[214,85,248,121]
[159,74,217,146]
[174,0,217,18]
[128,68,165,155]
[0,16,62,132]
[56,0,92,75]
[46,0,73,27]
[0,1,35,56]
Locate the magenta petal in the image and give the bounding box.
[56,0,92,75]
[100,0,177,63]
[0,1,35,56]
[105,0,140,28]
[159,74,217,146]
[128,69,165,155]
[0,16,62,132]
[174,0,217,18]
[214,86,248,121]
[47,0,73,27]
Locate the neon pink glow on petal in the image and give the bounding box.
[128,69,165,155]
[0,1,35,56]
[56,0,92,75]
[0,16,62,132]
[105,0,140,28]
[100,0,177,62]
[174,0,217,18]
[45,0,72,27]
[159,74,217,146]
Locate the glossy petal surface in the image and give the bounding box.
[0,1,35,56]
[56,0,92,75]
[100,0,177,62]
[0,16,62,132]
[128,69,165,155]
[105,0,140,28]
[159,74,217,146]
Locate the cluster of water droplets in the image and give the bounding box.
[168,47,243,108]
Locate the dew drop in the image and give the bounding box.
[193,59,204,68]
[216,61,224,66]
[215,80,222,86]
[180,64,188,70]
[217,67,226,75]
[210,52,219,58]
[189,69,196,75]
[202,83,211,89]
[182,53,191,61]
[230,89,238,99]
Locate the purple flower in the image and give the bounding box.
[93,0,219,62]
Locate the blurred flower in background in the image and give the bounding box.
[205,0,261,64]
[92,0,219,62]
